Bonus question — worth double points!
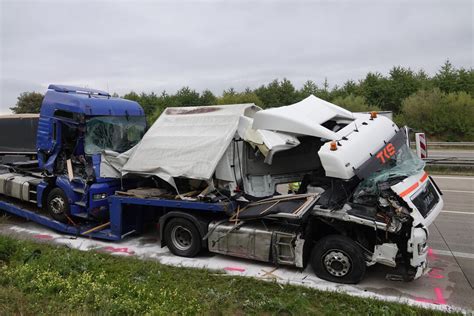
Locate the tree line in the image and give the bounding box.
[9,60,474,141]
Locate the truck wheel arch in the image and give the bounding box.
[302,217,352,267]
[310,234,366,284]
[37,181,54,208]
[159,211,209,248]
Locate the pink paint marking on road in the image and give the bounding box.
[224,266,246,272]
[101,246,135,255]
[33,234,54,240]
[427,247,437,260]
[427,268,445,279]
[415,287,447,305]
[434,288,447,305]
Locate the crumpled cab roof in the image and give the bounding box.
[252,95,354,140]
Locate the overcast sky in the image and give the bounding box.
[0,0,472,114]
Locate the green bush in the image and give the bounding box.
[399,89,474,141]
[217,89,264,107]
[332,94,380,112]
[0,237,17,263]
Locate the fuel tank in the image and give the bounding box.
[0,172,39,202]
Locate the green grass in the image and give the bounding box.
[425,165,474,176]
[0,235,455,315]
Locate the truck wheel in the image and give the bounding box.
[47,188,71,223]
[310,235,366,284]
[164,218,202,257]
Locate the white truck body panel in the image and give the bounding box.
[252,95,353,139]
[318,114,397,179]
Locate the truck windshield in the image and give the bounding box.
[370,143,424,178]
[84,116,146,154]
[353,143,425,201]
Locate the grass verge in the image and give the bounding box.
[425,165,474,176]
[0,235,456,315]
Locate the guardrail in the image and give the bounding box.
[425,159,474,168]
[425,142,474,147]
[410,142,474,151]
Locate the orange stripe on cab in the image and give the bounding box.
[400,182,419,197]
[420,172,428,183]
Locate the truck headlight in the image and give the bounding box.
[92,193,108,200]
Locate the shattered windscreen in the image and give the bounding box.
[353,143,425,202]
[85,116,146,154]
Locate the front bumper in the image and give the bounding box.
[408,226,429,280]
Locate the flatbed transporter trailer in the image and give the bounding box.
[0,193,235,241]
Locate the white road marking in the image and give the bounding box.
[441,189,474,194]
[440,210,473,215]
[432,176,474,180]
[432,249,474,260]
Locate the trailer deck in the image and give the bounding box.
[0,195,236,241]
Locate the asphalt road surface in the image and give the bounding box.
[429,176,474,288]
[428,149,474,161]
[0,175,473,311]
[348,175,474,311]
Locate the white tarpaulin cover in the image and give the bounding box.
[101,103,259,185]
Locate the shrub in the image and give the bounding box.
[0,237,17,264]
[332,94,380,112]
[399,89,474,141]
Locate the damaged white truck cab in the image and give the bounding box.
[103,95,443,284]
[205,96,443,284]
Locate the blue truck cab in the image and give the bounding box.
[35,84,146,223]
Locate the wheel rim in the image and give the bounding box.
[50,196,65,214]
[323,250,352,277]
[171,225,193,251]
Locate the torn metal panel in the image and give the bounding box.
[294,235,305,268]
[241,137,321,198]
[371,243,398,267]
[214,144,237,182]
[311,205,402,233]
[252,95,353,139]
[234,194,319,220]
[238,115,300,164]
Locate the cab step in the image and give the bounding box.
[75,201,86,208]
[73,212,89,219]
[73,187,85,194]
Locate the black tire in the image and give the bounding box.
[46,188,71,223]
[164,218,202,257]
[310,235,366,284]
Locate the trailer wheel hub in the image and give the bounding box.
[50,197,65,214]
[323,250,351,277]
[171,225,193,251]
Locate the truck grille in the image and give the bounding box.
[411,181,439,218]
